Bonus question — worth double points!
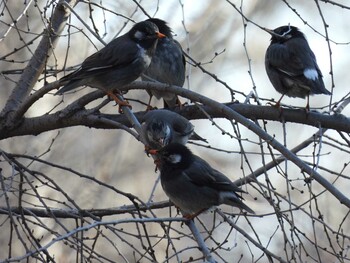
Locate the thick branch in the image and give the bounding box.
[0,82,349,139]
[1,82,348,206]
[0,201,171,218]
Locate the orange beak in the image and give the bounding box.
[156,32,166,39]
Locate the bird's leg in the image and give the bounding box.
[305,94,310,113]
[144,145,151,156]
[268,94,285,117]
[146,94,156,111]
[183,209,206,220]
[163,95,183,109]
[176,96,183,109]
[146,148,161,171]
[106,91,132,113]
[153,158,160,172]
[268,94,285,108]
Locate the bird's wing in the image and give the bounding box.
[184,157,245,194]
[308,49,323,78]
[266,39,308,77]
[66,34,140,80]
[172,116,194,137]
[174,39,186,69]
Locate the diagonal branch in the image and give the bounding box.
[234,97,350,187]
[1,82,349,139]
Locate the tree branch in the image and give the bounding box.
[125,82,350,208]
[0,0,78,127]
[216,209,287,263]
[234,97,350,187]
[1,82,348,139]
[0,201,171,218]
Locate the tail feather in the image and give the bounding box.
[189,132,208,143]
[55,80,81,95]
[235,201,255,214]
[221,192,255,214]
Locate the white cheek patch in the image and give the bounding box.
[164,125,171,137]
[304,68,318,81]
[134,30,144,40]
[169,154,182,164]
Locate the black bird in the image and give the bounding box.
[141,18,185,108]
[265,25,331,109]
[149,143,254,219]
[56,21,165,108]
[142,109,207,150]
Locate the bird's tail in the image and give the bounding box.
[236,201,255,214]
[54,80,81,95]
[189,132,208,143]
[225,196,255,214]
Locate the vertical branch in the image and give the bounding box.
[186,220,217,263]
[314,0,335,112]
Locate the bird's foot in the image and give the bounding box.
[183,209,206,220]
[146,105,157,111]
[147,148,158,156]
[146,95,157,111]
[183,214,196,220]
[267,100,281,108]
[268,94,284,110]
[268,101,285,118]
[107,91,132,113]
[304,101,310,114]
[146,148,161,171]
[144,145,151,156]
[176,97,184,109]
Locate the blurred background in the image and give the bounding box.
[1,0,349,262]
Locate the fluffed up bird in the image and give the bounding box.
[142,109,207,150]
[56,20,166,110]
[265,25,331,109]
[148,143,254,219]
[141,18,185,108]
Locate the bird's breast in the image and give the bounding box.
[137,44,152,68]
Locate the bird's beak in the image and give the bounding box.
[156,32,166,39]
[158,138,165,145]
[264,27,289,39]
[148,149,158,155]
[264,28,275,36]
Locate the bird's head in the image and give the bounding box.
[145,18,173,39]
[147,119,172,147]
[266,25,305,43]
[131,21,166,43]
[148,143,193,168]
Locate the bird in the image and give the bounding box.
[142,109,207,151]
[265,25,331,109]
[141,18,186,108]
[56,20,166,109]
[148,143,254,219]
